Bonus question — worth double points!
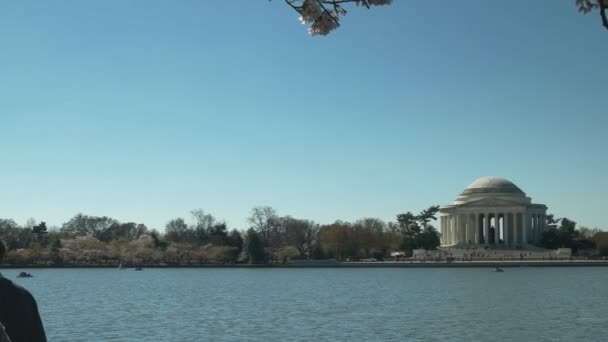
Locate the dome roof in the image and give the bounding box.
[461,176,524,195]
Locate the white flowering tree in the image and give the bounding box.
[279,1,608,36]
[280,0,391,36]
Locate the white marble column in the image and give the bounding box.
[503,214,509,246]
[522,212,527,244]
[452,215,457,245]
[532,214,536,243]
[463,214,471,243]
[443,216,448,245]
[513,213,519,246]
[483,213,489,245]
[510,213,515,246]
[450,215,454,245]
[445,215,452,245]
[457,215,460,244]
[450,216,454,245]
[471,214,476,244]
[474,213,480,244]
[461,214,467,243]
[456,214,461,244]
[536,214,540,242]
[494,212,499,244]
[446,216,450,245]
[454,215,458,245]
[439,216,445,246]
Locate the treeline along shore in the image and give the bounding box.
[1,206,607,267]
[2,261,608,269]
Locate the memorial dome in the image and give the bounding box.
[461,176,525,195]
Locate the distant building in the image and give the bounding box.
[439,177,547,248]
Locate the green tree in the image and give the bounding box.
[558,218,578,247]
[60,214,118,237]
[245,229,266,264]
[96,222,148,242]
[50,238,62,263]
[540,227,561,249]
[415,226,441,250]
[32,222,48,245]
[0,219,34,250]
[396,205,440,253]
[226,229,244,255]
[165,218,194,243]
[311,244,325,259]
[208,223,229,245]
[150,230,168,250]
[414,206,440,250]
[396,212,419,253]
[191,209,216,244]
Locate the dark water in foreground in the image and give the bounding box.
[2,267,607,341]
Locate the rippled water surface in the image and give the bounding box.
[3,267,608,341]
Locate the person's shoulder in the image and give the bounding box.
[0,276,34,299]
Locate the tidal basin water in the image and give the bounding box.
[3,267,608,341]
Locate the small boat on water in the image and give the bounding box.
[118,263,126,270]
[494,267,504,272]
[17,271,33,278]
[133,267,143,271]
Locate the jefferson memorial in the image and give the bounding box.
[439,177,547,247]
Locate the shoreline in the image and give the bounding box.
[2,260,608,269]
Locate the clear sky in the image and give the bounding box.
[1,1,607,231]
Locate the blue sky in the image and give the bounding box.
[1,1,607,231]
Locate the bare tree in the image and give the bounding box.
[248,206,279,244]
[25,218,37,230]
[282,217,319,257]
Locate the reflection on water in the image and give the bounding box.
[3,267,608,342]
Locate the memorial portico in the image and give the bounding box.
[439,177,547,247]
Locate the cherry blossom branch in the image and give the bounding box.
[281,0,391,36]
[315,0,341,28]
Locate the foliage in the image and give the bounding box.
[61,214,118,237]
[248,206,280,246]
[539,216,598,253]
[226,229,244,255]
[14,204,602,265]
[165,218,192,243]
[245,229,266,264]
[32,222,48,243]
[396,206,441,254]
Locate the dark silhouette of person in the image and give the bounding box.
[0,240,47,342]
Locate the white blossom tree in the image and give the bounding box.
[279,1,608,36]
[280,0,391,36]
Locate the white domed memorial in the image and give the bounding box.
[439,177,547,248]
